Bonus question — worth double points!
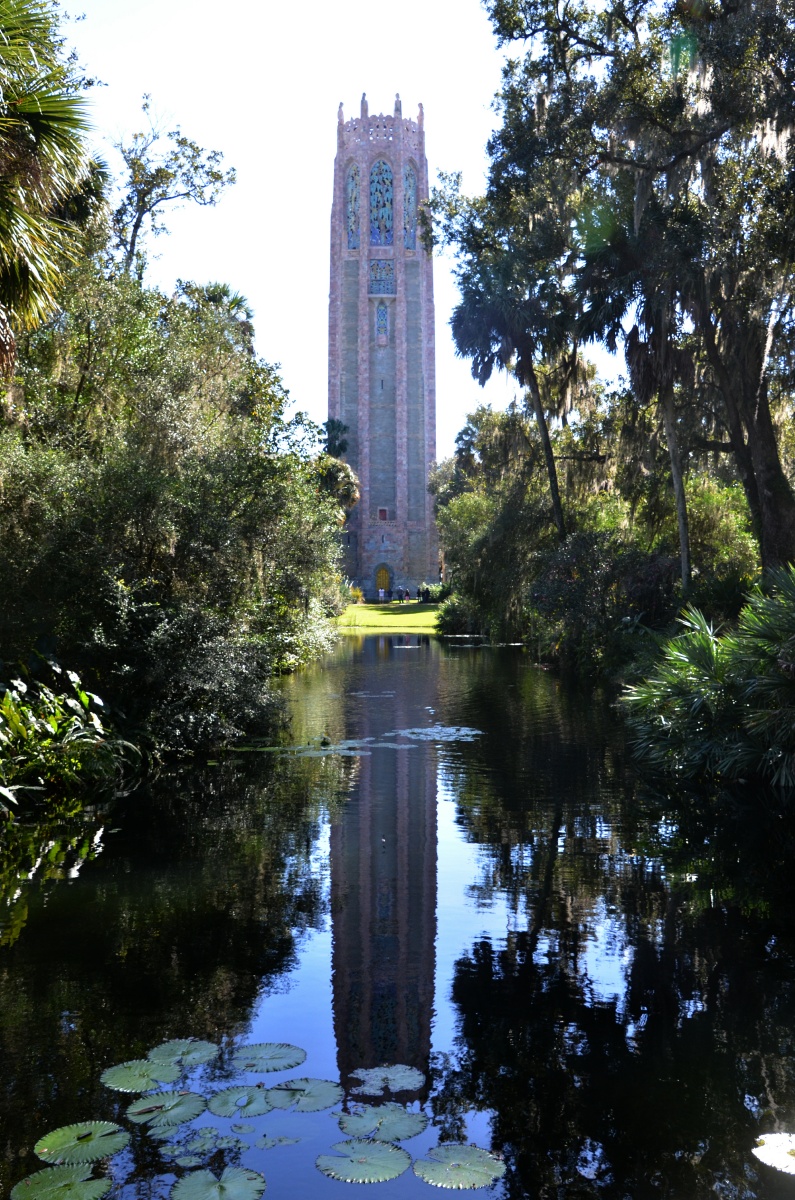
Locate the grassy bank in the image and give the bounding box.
[335,603,439,632]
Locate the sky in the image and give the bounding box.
[65,0,614,458]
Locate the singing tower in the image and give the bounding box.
[328,94,438,598]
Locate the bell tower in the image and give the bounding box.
[328,95,438,598]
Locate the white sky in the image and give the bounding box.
[65,0,524,458]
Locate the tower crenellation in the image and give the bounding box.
[328,95,438,599]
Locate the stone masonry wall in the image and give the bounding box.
[328,95,438,598]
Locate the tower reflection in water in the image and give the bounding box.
[330,635,437,1086]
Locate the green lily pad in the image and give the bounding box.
[11,1166,111,1200]
[231,1042,307,1073]
[127,1091,206,1128]
[186,1130,219,1151]
[35,1123,131,1165]
[176,1157,204,1169]
[413,1145,506,1189]
[100,1058,181,1092]
[349,1065,425,1096]
[208,1086,273,1118]
[338,1103,428,1142]
[316,1139,411,1184]
[753,1133,795,1174]
[216,1137,248,1151]
[255,1136,300,1149]
[267,1077,343,1112]
[230,1123,255,1134]
[170,1167,266,1200]
[148,1040,219,1069]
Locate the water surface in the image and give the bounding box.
[3,635,795,1199]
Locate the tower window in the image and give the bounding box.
[369,260,395,294]
[346,162,360,249]
[378,508,388,521]
[370,160,394,245]
[376,303,388,339]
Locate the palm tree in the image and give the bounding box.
[0,0,91,372]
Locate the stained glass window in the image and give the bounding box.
[370,160,393,246]
[346,163,360,250]
[376,303,388,337]
[404,163,418,249]
[369,261,395,294]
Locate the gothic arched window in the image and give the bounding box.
[370,160,393,246]
[404,163,418,249]
[345,163,360,250]
[376,302,388,338]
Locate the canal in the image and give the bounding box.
[3,634,795,1199]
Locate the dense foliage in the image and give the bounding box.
[0,5,349,777]
[0,253,346,752]
[624,567,795,787]
[432,400,758,671]
[430,0,795,796]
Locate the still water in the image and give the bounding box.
[3,635,795,1199]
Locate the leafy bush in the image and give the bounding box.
[0,666,135,810]
[526,532,678,672]
[1,259,344,749]
[436,594,484,636]
[624,566,795,788]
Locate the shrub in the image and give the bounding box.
[0,665,135,811]
[436,593,484,636]
[624,566,795,788]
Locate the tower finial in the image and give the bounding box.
[418,102,424,128]
[394,93,402,117]
[361,93,368,119]
[338,101,344,124]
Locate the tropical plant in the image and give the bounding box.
[0,666,134,810]
[0,0,93,371]
[624,567,795,787]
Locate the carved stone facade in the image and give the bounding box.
[328,95,438,598]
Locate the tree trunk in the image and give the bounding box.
[701,312,795,568]
[659,384,691,594]
[526,368,566,542]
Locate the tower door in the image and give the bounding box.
[376,566,390,593]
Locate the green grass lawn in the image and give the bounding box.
[335,602,439,632]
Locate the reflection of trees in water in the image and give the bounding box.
[431,654,795,1199]
[440,902,795,1199]
[0,752,351,1196]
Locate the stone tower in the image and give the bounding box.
[328,94,438,599]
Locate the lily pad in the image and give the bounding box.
[100,1058,181,1092]
[170,1167,266,1200]
[35,1123,131,1165]
[11,1166,111,1200]
[231,1042,307,1074]
[186,1131,220,1152]
[176,1157,204,1169]
[231,1123,255,1134]
[316,1139,411,1184]
[148,1040,219,1069]
[255,1136,300,1149]
[338,1103,428,1142]
[208,1086,273,1118]
[413,1145,506,1189]
[216,1137,248,1151]
[349,1065,425,1096]
[267,1077,343,1112]
[753,1133,795,1174]
[127,1091,206,1128]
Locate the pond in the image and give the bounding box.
[3,634,795,1199]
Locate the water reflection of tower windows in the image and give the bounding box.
[330,661,437,1085]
